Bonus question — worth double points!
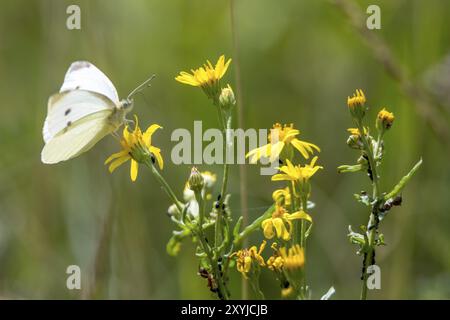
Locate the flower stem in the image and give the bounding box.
[145,160,183,212]
[356,121,381,300]
[194,189,229,300]
[299,195,308,299]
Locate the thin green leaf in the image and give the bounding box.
[384,158,423,200]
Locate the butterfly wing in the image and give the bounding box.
[43,90,116,143]
[59,61,120,104]
[41,110,116,164]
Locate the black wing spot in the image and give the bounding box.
[67,121,72,127]
[75,86,80,90]
[65,108,71,116]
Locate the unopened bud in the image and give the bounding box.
[188,167,204,193]
[376,108,395,132]
[219,84,236,110]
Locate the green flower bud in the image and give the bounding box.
[188,167,204,193]
[219,84,236,110]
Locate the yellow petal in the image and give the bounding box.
[261,219,274,239]
[214,55,225,77]
[123,125,131,144]
[271,173,292,181]
[149,146,164,170]
[175,72,200,86]
[244,256,252,273]
[258,240,266,255]
[104,150,129,165]
[130,160,139,182]
[220,58,232,78]
[309,156,318,167]
[287,211,313,223]
[108,155,131,173]
[284,129,300,140]
[281,223,291,241]
[272,218,289,240]
[143,124,162,146]
[290,138,310,159]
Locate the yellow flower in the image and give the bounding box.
[105,116,163,182]
[347,89,367,119]
[272,157,322,184]
[279,244,305,271]
[272,187,291,207]
[232,241,266,278]
[376,108,395,130]
[175,55,232,99]
[261,205,312,241]
[246,123,320,163]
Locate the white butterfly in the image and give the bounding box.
[41,61,151,164]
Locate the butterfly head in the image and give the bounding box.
[120,98,134,112]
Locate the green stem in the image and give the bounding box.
[145,160,183,212]
[250,276,265,300]
[356,121,380,197]
[289,182,299,244]
[194,189,229,300]
[355,122,381,300]
[219,113,231,201]
[299,194,308,299]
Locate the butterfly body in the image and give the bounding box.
[41,61,133,164]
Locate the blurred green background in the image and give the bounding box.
[0,0,449,299]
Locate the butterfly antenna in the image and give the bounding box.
[127,74,156,100]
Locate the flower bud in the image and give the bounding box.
[347,89,367,120]
[188,167,204,193]
[218,84,236,111]
[167,204,181,217]
[376,108,395,132]
[346,127,367,150]
[347,135,363,150]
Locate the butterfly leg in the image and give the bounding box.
[111,131,121,141]
[124,118,135,127]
